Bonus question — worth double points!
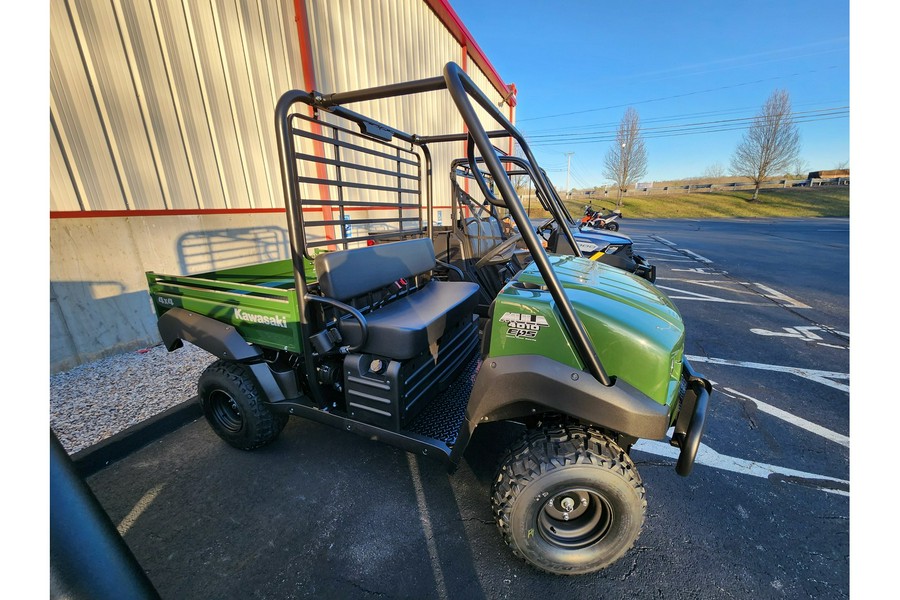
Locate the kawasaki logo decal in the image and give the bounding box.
[234,308,288,329]
[499,312,550,341]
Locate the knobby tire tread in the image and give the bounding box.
[200,360,288,450]
[491,424,646,575]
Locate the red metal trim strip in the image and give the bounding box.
[50,204,433,219]
[293,0,335,241]
[50,208,286,219]
[423,0,516,106]
[461,44,470,200]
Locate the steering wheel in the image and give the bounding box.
[536,217,555,241]
[475,232,523,269]
[475,216,556,269]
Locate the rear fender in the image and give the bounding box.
[157,307,287,402]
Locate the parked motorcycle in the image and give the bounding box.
[580,204,622,231]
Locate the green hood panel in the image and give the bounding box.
[490,256,685,408]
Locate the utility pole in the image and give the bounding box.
[564,152,574,199]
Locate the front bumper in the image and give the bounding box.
[669,357,711,476]
[590,249,657,282]
[633,259,656,283]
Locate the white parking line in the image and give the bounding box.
[117,483,165,536]
[641,247,688,255]
[657,284,758,304]
[724,387,850,447]
[407,454,449,600]
[750,325,849,349]
[681,249,713,263]
[686,355,849,392]
[657,280,811,308]
[633,439,849,496]
[644,255,697,262]
[667,267,726,275]
[752,283,812,309]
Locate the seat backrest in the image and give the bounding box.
[314,238,436,302]
[464,217,504,257]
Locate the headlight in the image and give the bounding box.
[576,241,600,253]
[605,244,623,254]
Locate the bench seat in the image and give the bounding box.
[314,238,480,360]
[338,280,479,360]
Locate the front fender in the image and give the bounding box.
[466,354,670,440]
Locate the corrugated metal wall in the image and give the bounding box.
[304,0,506,214]
[50,0,305,213]
[50,0,511,216]
[49,0,516,372]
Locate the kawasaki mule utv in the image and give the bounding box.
[146,62,710,576]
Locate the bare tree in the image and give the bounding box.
[602,107,648,208]
[792,158,811,179]
[730,89,801,201]
[703,162,726,180]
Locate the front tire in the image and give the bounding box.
[606,222,620,232]
[198,360,288,450]
[491,425,646,575]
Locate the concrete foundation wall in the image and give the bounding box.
[50,213,290,373]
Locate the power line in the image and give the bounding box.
[525,106,847,140]
[529,115,848,147]
[526,109,848,147]
[517,66,845,123]
[523,99,848,135]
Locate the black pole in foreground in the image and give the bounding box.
[50,430,160,600]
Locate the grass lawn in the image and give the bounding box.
[550,187,850,220]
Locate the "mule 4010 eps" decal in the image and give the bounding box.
[499,312,550,341]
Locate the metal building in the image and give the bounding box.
[50,0,517,373]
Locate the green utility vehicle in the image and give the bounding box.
[146,63,710,576]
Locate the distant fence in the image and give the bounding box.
[627,177,849,195]
[658,179,804,193]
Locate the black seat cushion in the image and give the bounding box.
[339,280,480,360]
[315,238,437,302]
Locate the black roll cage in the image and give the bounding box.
[274,62,613,400]
[450,154,583,231]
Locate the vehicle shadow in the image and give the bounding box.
[176,226,288,274]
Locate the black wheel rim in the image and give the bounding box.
[209,389,243,433]
[536,488,613,550]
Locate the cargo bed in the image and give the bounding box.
[147,258,317,354]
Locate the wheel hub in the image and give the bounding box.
[537,488,613,549]
[209,390,243,433]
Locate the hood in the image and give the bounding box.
[570,225,633,247]
[499,255,684,405]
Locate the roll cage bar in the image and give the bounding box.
[450,155,583,233]
[274,62,613,395]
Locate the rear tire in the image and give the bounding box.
[198,360,288,450]
[491,425,645,575]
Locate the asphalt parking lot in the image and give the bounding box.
[78,218,849,599]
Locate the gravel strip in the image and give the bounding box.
[50,343,215,455]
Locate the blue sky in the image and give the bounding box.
[449,0,850,189]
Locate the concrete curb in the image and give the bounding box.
[72,398,202,478]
